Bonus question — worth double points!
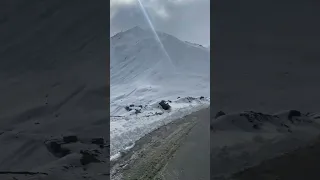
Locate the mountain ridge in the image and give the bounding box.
[110,26,210,86]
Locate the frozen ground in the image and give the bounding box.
[210,110,320,179]
[110,27,210,159]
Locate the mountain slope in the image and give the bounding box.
[0,1,109,180]
[110,27,210,159]
[110,26,210,114]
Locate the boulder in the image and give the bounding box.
[159,100,171,110]
[215,111,226,119]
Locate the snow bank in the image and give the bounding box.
[110,97,210,159]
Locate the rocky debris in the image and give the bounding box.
[288,110,301,121]
[80,150,101,165]
[159,100,171,110]
[238,111,278,131]
[135,109,141,114]
[177,97,180,99]
[168,100,172,103]
[185,96,197,103]
[212,110,316,133]
[215,111,226,119]
[200,96,205,100]
[240,111,275,123]
[63,135,78,143]
[125,104,145,114]
[45,141,71,158]
[125,106,132,111]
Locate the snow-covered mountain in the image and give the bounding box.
[111,27,209,82]
[110,26,210,159]
[110,26,210,114]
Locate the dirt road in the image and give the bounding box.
[111,107,210,180]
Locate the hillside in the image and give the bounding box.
[110,26,210,160]
[0,1,109,180]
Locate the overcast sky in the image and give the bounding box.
[110,0,210,46]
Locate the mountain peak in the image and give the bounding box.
[112,26,149,39]
[130,26,144,31]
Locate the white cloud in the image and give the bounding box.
[110,0,210,45]
[110,0,200,20]
[143,1,170,19]
[110,0,136,19]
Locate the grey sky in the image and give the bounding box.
[110,0,210,46]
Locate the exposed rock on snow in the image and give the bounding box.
[125,106,132,111]
[45,140,71,158]
[211,110,317,133]
[215,111,226,119]
[159,100,171,110]
[135,109,142,114]
[288,110,301,121]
